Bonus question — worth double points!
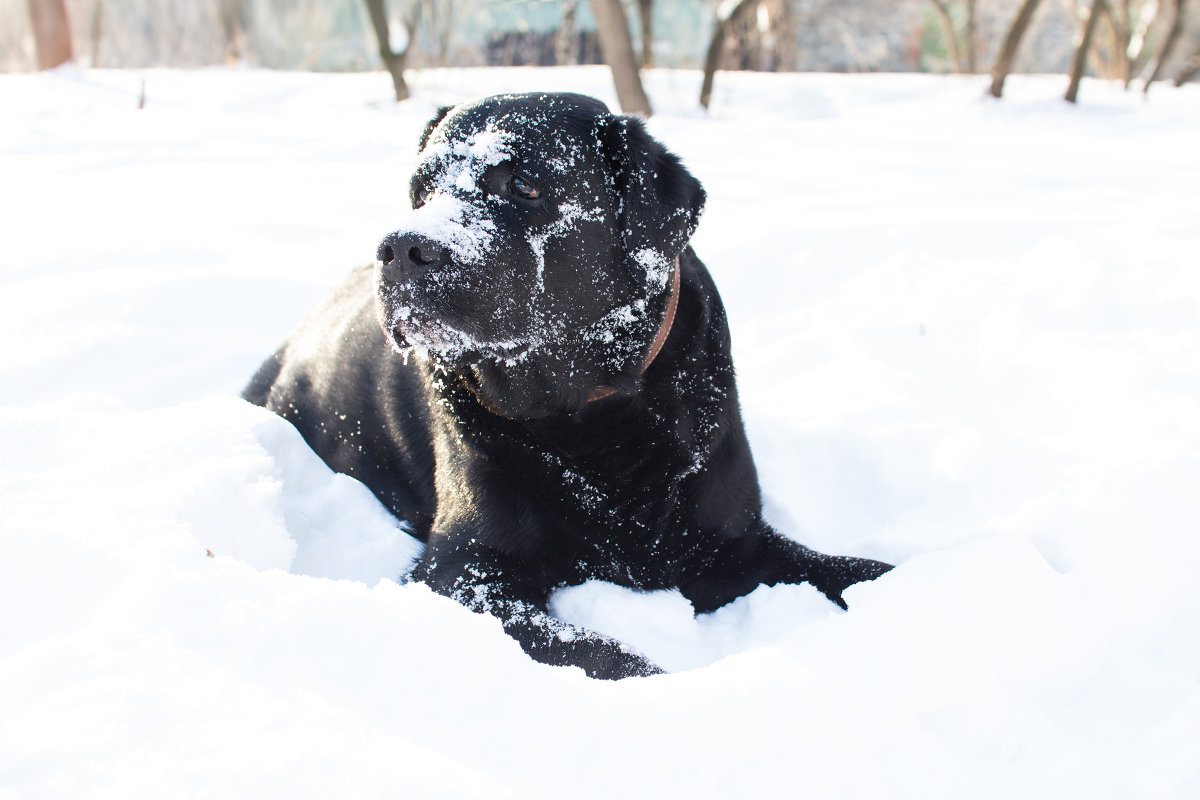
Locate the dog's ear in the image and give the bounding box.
[600,114,707,289]
[418,105,454,152]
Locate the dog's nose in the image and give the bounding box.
[377,232,448,280]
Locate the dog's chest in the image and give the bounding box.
[526,417,713,587]
[435,373,726,587]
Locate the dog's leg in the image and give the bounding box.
[680,527,893,614]
[412,540,663,680]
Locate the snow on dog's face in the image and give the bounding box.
[376,92,706,419]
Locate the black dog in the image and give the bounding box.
[244,93,891,678]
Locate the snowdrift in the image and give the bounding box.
[2,66,1198,797]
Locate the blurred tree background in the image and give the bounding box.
[6,1,1198,98]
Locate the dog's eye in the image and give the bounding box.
[509,176,540,200]
[415,186,435,207]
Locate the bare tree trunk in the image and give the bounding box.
[699,0,758,110]
[930,0,964,72]
[966,0,978,72]
[432,0,453,67]
[1127,0,1161,82]
[27,0,74,70]
[363,0,417,102]
[1175,43,1200,85]
[1143,0,1188,93]
[557,2,578,65]
[89,0,103,67]
[1115,0,1132,81]
[1066,0,1106,102]
[775,0,798,71]
[1091,8,1118,79]
[637,0,654,68]
[218,0,249,64]
[1099,0,1131,83]
[989,0,1045,98]
[590,0,652,116]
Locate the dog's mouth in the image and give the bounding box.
[387,304,534,369]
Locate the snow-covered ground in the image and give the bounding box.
[2,65,1199,797]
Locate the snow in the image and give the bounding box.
[394,188,500,266]
[407,123,512,265]
[3,64,1200,796]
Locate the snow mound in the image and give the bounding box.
[2,66,1199,797]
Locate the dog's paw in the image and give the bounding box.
[506,614,664,679]
[583,643,665,680]
[542,627,664,680]
[813,555,894,610]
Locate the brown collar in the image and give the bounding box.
[587,257,681,403]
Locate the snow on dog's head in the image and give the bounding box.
[400,127,513,266]
[374,92,706,419]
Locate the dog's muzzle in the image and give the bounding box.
[377,231,449,284]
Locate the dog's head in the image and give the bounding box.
[376,92,705,419]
